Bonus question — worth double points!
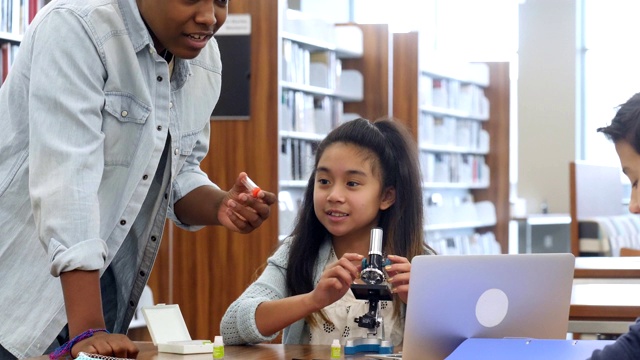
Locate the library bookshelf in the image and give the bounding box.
[147,0,393,341]
[0,0,46,82]
[393,31,510,255]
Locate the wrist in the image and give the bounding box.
[49,328,110,360]
[303,292,323,313]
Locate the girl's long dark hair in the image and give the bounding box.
[284,118,433,321]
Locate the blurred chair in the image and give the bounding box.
[620,247,640,257]
[569,161,628,256]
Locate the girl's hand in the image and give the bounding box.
[71,332,138,359]
[309,253,363,310]
[385,254,411,304]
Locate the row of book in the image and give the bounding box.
[0,42,18,84]
[282,8,337,46]
[425,200,496,227]
[425,191,475,208]
[428,232,501,255]
[279,186,501,250]
[279,137,317,182]
[282,39,311,86]
[1,0,26,34]
[1,0,49,85]
[282,39,343,90]
[420,152,489,185]
[279,90,344,135]
[419,75,490,118]
[418,114,490,151]
[0,0,45,34]
[276,137,490,187]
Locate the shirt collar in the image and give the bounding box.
[117,0,154,53]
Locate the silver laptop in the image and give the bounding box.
[399,253,575,360]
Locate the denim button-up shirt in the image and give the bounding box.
[0,0,221,356]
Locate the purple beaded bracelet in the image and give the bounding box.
[49,328,110,360]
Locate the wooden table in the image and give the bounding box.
[570,257,640,334]
[574,256,640,279]
[28,342,394,360]
[569,280,640,334]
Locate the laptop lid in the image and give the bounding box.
[402,253,575,360]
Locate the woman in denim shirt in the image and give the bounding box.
[589,92,640,360]
[0,0,276,358]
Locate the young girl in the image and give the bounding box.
[220,118,434,346]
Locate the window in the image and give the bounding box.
[582,0,640,164]
[353,0,518,62]
[353,0,519,184]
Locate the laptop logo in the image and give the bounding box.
[475,288,509,327]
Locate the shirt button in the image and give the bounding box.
[170,102,173,109]
[142,174,148,180]
[174,148,179,156]
[157,125,162,131]
[151,236,157,242]
[157,76,163,82]
[139,271,145,277]
[164,193,168,199]
[121,110,128,118]
[120,219,126,225]
[129,300,135,307]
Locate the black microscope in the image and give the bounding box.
[344,227,394,355]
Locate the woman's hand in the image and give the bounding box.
[385,254,411,304]
[217,172,277,233]
[308,253,363,310]
[71,332,138,359]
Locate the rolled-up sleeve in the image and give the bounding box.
[49,238,108,276]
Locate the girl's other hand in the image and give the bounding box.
[385,254,411,304]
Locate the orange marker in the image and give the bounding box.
[241,175,261,198]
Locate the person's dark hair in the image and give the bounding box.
[284,117,432,323]
[598,92,640,153]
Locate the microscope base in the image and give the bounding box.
[344,338,394,355]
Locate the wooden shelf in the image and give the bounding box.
[279,130,326,141]
[423,182,490,190]
[282,31,362,59]
[419,143,489,155]
[425,219,497,232]
[280,81,363,101]
[0,31,22,43]
[420,68,489,87]
[419,104,489,121]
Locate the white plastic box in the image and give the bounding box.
[142,304,214,354]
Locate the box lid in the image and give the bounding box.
[142,304,192,345]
